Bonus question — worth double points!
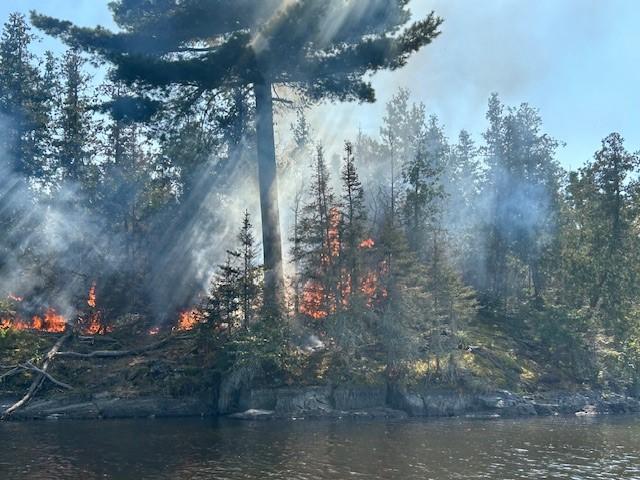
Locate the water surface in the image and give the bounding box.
[1,415,639,479]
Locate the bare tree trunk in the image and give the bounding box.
[254,81,285,310]
[2,328,73,419]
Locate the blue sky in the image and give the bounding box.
[2,0,639,169]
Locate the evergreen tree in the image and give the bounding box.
[339,141,367,298]
[481,94,560,303]
[237,210,260,329]
[291,109,312,154]
[206,253,241,333]
[568,133,639,329]
[447,130,483,283]
[33,1,442,308]
[57,49,94,185]
[294,145,337,320]
[0,13,49,178]
[380,88,427,215]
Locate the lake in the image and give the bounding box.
[1,415,639,479]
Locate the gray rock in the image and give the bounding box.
[12,396,212,420]
[229,409,275,420]
[332,386,387,411]
[275,386,332,415]
[421,391,475,417]
[389,388,425,416]
[239,388,278,411]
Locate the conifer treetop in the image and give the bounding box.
[32,0,442,102]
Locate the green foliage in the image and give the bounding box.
[32,1,442,103]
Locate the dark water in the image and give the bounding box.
[1,415,639,479]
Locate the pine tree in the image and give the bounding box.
[380,88,427,216]
[291,109,312,154]
[237,210,260,329]
[57,49,94,185]
[481,94,560,303]
[570,133,639,329]
[339,141,367,300]
[207,252,241,333]
[33,1,443,309]
[448,130,483,285]
[0,13,49,178]
[294,145,337,320]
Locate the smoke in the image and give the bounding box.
[146,143,262,322]
[0,119,122,321]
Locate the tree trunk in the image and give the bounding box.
[254,81,285,310]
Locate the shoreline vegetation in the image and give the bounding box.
[1,6,640,422]
[1,324,639,422]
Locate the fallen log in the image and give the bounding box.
[2,328,73,419]
[54,335,172,359]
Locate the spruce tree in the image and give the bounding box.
[57,49,94,185]
[294,145,337,320]
[481,94,560,303]
[237,210,260,329]
[33,1,442,309]
[0,13,49,178]
[339,141,367,299]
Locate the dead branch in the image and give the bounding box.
[0,366,22,383]
[54,335,172,359]
[2,329,73,419]
[21,362,73,390]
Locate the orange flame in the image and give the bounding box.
[328,207,341,258]
[300,282,328,319]
[31,308,67,333]
[87,283,97,308]
[82,313,102,335]
[1,318,29,330]
[175,309,201,331]
[359,238,375,249]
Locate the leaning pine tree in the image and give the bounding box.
[33,1,442,309]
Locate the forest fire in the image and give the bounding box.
[31,308,67,333]
[299,230,384,319]
[87,282,97,308]
[0,283,109,334]
[328,207,341,257]
[175,308,202,331]
[300,283,328,319]
[359,238,375,249]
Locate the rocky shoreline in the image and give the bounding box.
[3,385,639,421]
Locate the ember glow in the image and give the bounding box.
[300,282,328,319]
[87,282,97,308]
[82,313,103,335]
[148,326,161,336]
[359,238,375,249]
[299,230,385,318]
[328,207,341,258]
[175,308,202,331]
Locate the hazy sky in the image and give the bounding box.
[2,0,638,169]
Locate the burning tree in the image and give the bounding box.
[32,0,442,311]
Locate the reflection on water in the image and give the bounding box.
[1,415,639,479]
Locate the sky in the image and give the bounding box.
[2,0,639,170]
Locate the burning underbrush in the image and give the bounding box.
[0,282,204,337]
